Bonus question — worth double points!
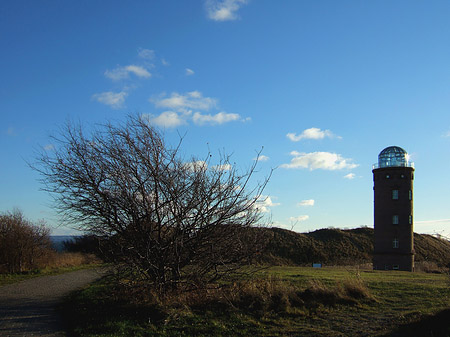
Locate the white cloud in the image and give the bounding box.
[212,163,232,171]
[185,68,195,76]
[206,0,248,21]
[281,151,358,170]
[92,91,128,109]
[253,155,269,162]
[183,160,208,172]
[152,91,217,112]
[125,65,151,78]
[286,127,340,142]
[143,111,186,128]
[193,111,241,125]
[150,91,249,127]
[344,173,356,180]
[138,48,155,60]
[298,199,315,207]
[442,130,450,138]
[255,195,280,213]
[104,65,151,81]
[161,58,170,66]
[289,215,309,223]
[44,144,55,151]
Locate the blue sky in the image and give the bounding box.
[1,0,450,237]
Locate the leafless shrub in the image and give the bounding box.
[33,115,270,296]
[0,209,53,273]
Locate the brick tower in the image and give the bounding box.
[372,146,414,271]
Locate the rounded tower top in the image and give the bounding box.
[377,146,412,168]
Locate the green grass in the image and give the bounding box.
[60,267,450,337]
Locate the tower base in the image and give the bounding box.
[373,253,414,271]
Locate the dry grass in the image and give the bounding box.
[112,273,374,322]
[415,261,448,274]
[39,252,102,270]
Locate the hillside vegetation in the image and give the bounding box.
[259,227,450,268]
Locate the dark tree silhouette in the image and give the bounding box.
[35,115,269,294]
[0,210,52,273]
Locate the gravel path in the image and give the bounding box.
[0,268,105,337]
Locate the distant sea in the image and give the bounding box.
[50,235,77,252]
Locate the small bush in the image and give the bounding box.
[0,210,53,273]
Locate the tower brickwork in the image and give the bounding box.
[372,146,414,271]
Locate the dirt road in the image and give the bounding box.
[0,268,105,336]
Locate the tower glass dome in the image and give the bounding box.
[377,146,412,168]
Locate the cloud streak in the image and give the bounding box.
[206,0,248,21]
[104,65,151,81]
[152,91,217,112]
[92,91,128,109]
[253,155,269,162]
[298,199,315,207]
[281,151,358,170]
[289,215,309,223]
[193,111,241,125]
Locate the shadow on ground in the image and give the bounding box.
[384,308,450,337]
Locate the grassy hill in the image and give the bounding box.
[259,227,450,269]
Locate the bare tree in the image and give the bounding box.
[34,115,269,294]
[0,210,52,273]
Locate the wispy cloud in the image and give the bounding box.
[193,111,241,125]
[281,151,358,170]
[442,130,450,138]
[344,173,356,180]
[289,215,309,223]
[183,160,208,172]
[185,68,195,76]
[104,65,151,81]
[138,48,155,60]
[253,155,269,162]
[152,91,217,112]
[92,91,128,109]
[287,127,341,142]
[212,163,232,171]
[205,0,248,21]
[298,199,315,207]
[44,144,55,151]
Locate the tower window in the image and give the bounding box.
[409,215,412,224]
[392,215,399,225]
[393,239,399,248]
[386,174,390,179]
[392,190,399,200]
[409,190,412,200]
